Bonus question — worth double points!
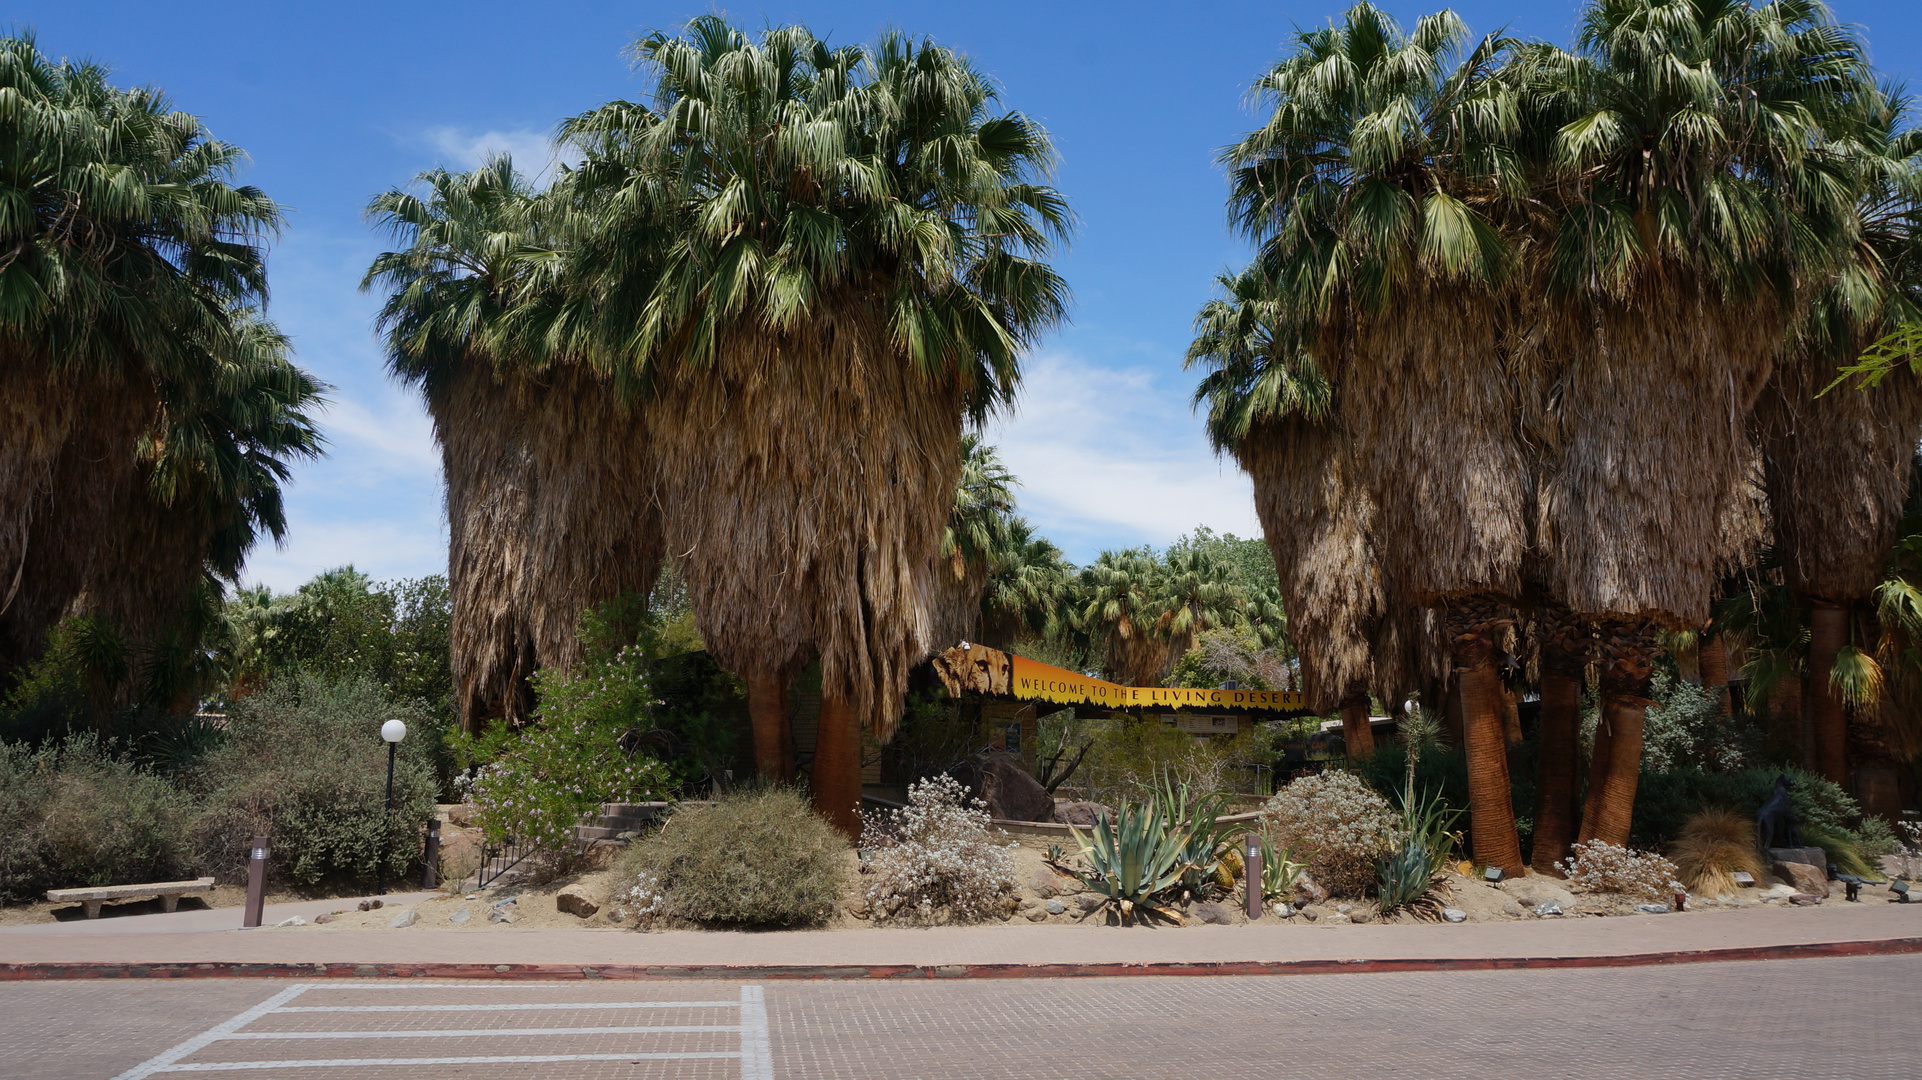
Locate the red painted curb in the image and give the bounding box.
[2,936,1918,981]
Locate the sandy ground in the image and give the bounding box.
[256,840,1913,936]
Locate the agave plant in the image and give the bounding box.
[1066,801,1189,925]
[1153,774,1234,900]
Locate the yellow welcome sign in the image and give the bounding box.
[1009,655,1304,713]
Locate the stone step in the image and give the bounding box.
[575,825,637,841]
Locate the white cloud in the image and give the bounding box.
[986,350,1259,563]
[314,388,440,479]
[419,126,580,180]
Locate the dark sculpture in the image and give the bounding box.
[1756,773,1800,850]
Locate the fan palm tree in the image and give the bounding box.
[1516,0,1875,846]
[364,158,664,731]
[930,435,1019,651]
[1077,550,1171,687]
[978,517,1074,649]
[558,19,1070,832]
[1224,3,1531,871]
[1759,85,1922,791]
[0,35,285,678]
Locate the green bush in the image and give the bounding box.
[616,787,847,928]
[454,642,674,855]
[1630,765,1865,850]
[195,675,438,887]
[0,736,199,903]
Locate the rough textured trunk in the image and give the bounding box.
[812,691,863,837]
[1577,623,1656,848]
[1450,605,1524,875]
[1698,632,1732,717]
[1499,682,1523,746]
[747,671,793,782]
[1338,687,1375,759]
[1531,605,1589,874]
[1765,670,1805,766]
[1443,674,1466,751]
[1806,601,1850,786]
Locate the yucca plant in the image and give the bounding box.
[1066,801,1188,926]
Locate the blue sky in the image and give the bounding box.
[17,2,1922,589]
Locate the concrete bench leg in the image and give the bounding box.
[162,895,179,913]
[84,900,102,920]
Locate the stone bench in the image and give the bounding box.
[45,877,216,919]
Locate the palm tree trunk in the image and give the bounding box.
[1339,687,1375,759]
[1531,605,1588,874]
[1806,600,1850,786]
[1450,606,1523,876]
[1443,675,1466,751]
[747,671,793,782]
[1765,669,1804,765]
[1698,631,1732,717]
[811,691,863,837]
[1499,682,1523,746]
[1577,622,1655,848]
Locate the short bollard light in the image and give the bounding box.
[1244,832,1264,920]
[377,718,407,896]
[242,834,270,928]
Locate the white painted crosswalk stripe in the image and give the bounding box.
[113,982,775,1078]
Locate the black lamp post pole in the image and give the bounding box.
[378,740,396,895]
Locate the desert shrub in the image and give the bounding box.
[1639,671,1760,773]
[454,642,673,857]
[195,675,438,886]
[1260,770,1396,898]
[1799,823,1879,878]
[859,774,1018,922]
[617,787,846,927]
[1073,714,1279,805]
[0,736,200,903]
[1560,840,1682,897]
[1668,809,1764,897]
[1855,816,1902,858]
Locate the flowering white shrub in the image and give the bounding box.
[624,870,666,918]
[1259,770,1396,898]
[1560,839,1683,897]
[860,774,1018,922]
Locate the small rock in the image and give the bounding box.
[1335,903,1353,915]
[388,908,417,929]
[448,907,471,924]
[1789,893,1824,906]
[370,899,383,910]
[1294,874,1329,905]
[275,915,307,928]
[556,885,599,918]
[314,913,338,924]
[1502,899,1524,917]
[1193,901,1233,925]
[1351,909,1374,924]
[1076,894,1105,913]
[1300,905,1321,922]
[1633,903,1671,914]
[491,895,518,908]
[1026,910,1048,922]
[1273,902,1295,918]
[489,906,517,924]
[1324,912,1351,925]
[1758,883,1796,900]
[1045,899,1066,915]
[607,908,624,923]
[1535,901,1563,916]
[356,900,371,912]
[1441,908,1467,923]
[1500,876,1578,910]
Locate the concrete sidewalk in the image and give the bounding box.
[1,897,1917,977]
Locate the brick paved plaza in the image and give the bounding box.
[2,954,1915,1080]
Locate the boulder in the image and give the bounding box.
[1053,801,1113,827]
[1772,861,1830,898]
[1500,876,1578,910]
[1030,868,1072,898]
[950,753,1055,822]
[388,908,418,929]
[1769,846,1828,872]
[448,907,471,924]
[556,885,599,918]
[1293,874,1329,906]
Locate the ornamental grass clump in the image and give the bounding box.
[1668,809,1764,898]
[1260,770,1397,898]
[859,775,1018,923]
[617,787,846,928]
[1560,840,1683,898]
